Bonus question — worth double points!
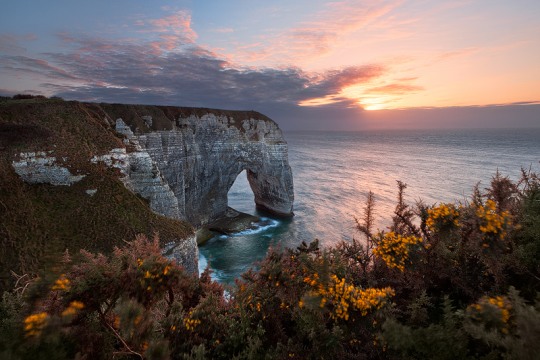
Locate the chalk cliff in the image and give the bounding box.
[1,98,293,283]
[111,110,295,226]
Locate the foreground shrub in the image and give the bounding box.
[0,170,539,359]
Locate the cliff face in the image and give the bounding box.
[1,98,293,284]
[113,112,294,226]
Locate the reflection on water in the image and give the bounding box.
[200,129,540,283]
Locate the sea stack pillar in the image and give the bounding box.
[247,142,294,217]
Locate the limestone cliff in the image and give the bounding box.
[110,110,295,226]
[0,98,293,286]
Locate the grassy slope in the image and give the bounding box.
[0,98,193,290]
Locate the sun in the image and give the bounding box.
[358,97,387,111]
[363,103,387,111]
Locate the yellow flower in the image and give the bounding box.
[24,312,48,337]
[373,232,423,271]
[183,311,201,331]
[476,199,511,241]
[113,315,120,329]
[468,295,512,334]
[304,273,394,320]
[426,203,460,230]
[61,300,85,317]
[52,274,70,291]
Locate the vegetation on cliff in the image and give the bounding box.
[1,168,539,359]
[0,97,193,292]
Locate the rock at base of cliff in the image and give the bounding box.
[206,207,260,236]
[162,235,199,275]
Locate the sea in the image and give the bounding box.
[199,129,540,283]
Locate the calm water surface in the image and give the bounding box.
[199,129,540,283]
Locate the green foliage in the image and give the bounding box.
[1,170,539,359]
[382,298,471,360]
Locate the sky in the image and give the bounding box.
[1,0,539,130]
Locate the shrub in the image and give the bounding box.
[1,170,539,359]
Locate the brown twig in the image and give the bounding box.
[98,309,143,359]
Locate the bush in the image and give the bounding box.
[1,170,539,359]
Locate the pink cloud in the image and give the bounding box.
[146,10,197,42]
[319,65,386,90]
[225,0,404,67]
[0,56,80,81]
[132,10,198,54]
[366,83,423,94]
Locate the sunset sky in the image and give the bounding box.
[1,1,539,129]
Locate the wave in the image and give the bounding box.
[198,253,221,282]
[198,252,209,275]
[231,217,280,236]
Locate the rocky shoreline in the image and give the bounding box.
[197,207,261,245]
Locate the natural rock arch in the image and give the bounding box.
[118,109,294,227]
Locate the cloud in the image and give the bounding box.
[0,55,80,81]
[227,0,404,66]
[132,10,197,55]
[362,103,540,130]
[0,87,17,96]
[0,30,384,115]
[140,10,197,40]
[366,83,423,94]
[0,7,396,128]
[433,47,479,63]
[0,33,36,54]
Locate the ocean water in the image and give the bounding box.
[199,129,540,283]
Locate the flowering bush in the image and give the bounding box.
[373,231,423,271]
[476,199,512,246]
[426,203,460,231]
[302,273,394,320]
[467,295,512,334]
[1,170,539,359]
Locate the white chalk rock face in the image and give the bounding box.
[12,151,85,185]
[115,113,294,227]
[90,132,181,220]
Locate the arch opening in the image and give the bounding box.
[227,169,255,214]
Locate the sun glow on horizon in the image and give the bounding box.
[363,103,387,111]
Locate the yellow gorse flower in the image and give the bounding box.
[373,232,423,272]
[52,274,70,291]
[139,262,175,291]
[24,312,48,337]
[468,295,512,334]
[183,311,201,331]
[61,300,85,317]
[303,274,394,320]
[487,296,511,325]
[426,203,460,230]
[476,199,511,242]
